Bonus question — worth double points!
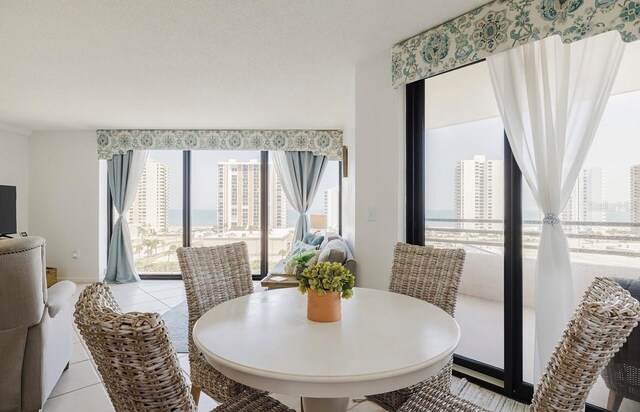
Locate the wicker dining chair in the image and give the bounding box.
[177,242,255,405]
[366,242,466,411]
[75,282,294,412]
[74,282,196,412]
[396,277,640,412]
[601,277,640,411]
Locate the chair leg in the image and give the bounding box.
[191,385,201,406]
[607,390,624,412]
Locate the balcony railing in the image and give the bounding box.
[425,218,640,258]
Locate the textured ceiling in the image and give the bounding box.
[0,0,486,133]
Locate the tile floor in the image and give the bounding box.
[43,280,385,411]
[44,280,640,412]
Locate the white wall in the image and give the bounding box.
[345,50,405,290]
[29,131,106,282]
[342,72,356,253]
[0,129,30,233]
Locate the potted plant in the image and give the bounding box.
[297,262,355,322]
[291,251,317,277]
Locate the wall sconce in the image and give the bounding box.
[342,145,348,178]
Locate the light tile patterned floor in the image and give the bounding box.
[44,280,640,412]
[44,280,387,412]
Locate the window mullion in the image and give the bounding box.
[260,151,269,277]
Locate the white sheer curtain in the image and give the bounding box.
[487,31,625,381]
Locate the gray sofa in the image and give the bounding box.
[601,277,640,411]
[272,232,356,276]
[0,237,76,412]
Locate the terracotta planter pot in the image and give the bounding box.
[307,289,341,322]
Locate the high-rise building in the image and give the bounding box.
[455,155,504,229]
[216,160,286,232]
[631,164,640,224]
[269,166,287,229]
[324,186,340,232]
[561,167,606,224]
[128,158,169,232]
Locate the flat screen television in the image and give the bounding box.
[0,185,17,237]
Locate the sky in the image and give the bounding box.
[424,88,640,218]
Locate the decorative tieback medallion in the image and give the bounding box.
[543,213,561,225]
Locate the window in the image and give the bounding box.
[109,151,342,278]
[267,160,341,268]
[521,73,640,408]
[424,62,505,372]
[408,41,640,410]
[191,152,262,273]
[127,151,183,274]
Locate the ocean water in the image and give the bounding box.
[169,209,216,227]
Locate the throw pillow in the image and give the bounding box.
[308,249,321,267]
[320,232,341,248]
[318,239,347,264]
[284,259,296,275]
[302,232,324,247]
[285,249,321,274]
[283,240,317,263]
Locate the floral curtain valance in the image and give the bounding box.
[97,129,344,160]
[392,0,640,87]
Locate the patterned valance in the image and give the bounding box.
[97,129,343,160]
[392,0,640,87]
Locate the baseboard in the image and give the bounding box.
[56,276,101,284]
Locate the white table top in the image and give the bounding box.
[193,287,460,397]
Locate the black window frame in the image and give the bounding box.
[106,150,343,281]
[405,70,607,411]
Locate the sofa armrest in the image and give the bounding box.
[46,281,76,318]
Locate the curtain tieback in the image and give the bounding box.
[543,213,561,225]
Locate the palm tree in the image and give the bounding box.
[142,238,155,270]
[138,225,149,240]
[155,239,165,255]
[167,244,177,263]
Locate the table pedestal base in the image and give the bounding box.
[302,396,349,412]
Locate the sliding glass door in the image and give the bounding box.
[424,61,506,372]
[519,71,640,409]
[409,41,640,411]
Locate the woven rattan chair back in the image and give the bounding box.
[530,277,640,412]
[177,242,253,327]
[389,242,466,317]
[74,282,196,412]
[397,277,640,412]
[177,242,253,403]
[366,243,466,411]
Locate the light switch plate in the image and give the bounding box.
[367,205,377,221]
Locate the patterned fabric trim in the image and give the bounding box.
[97,129,343,160]
[392,0,640,87]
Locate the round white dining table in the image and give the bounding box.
[193,287,460,412]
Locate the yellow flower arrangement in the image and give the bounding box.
[297,261,355,299]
